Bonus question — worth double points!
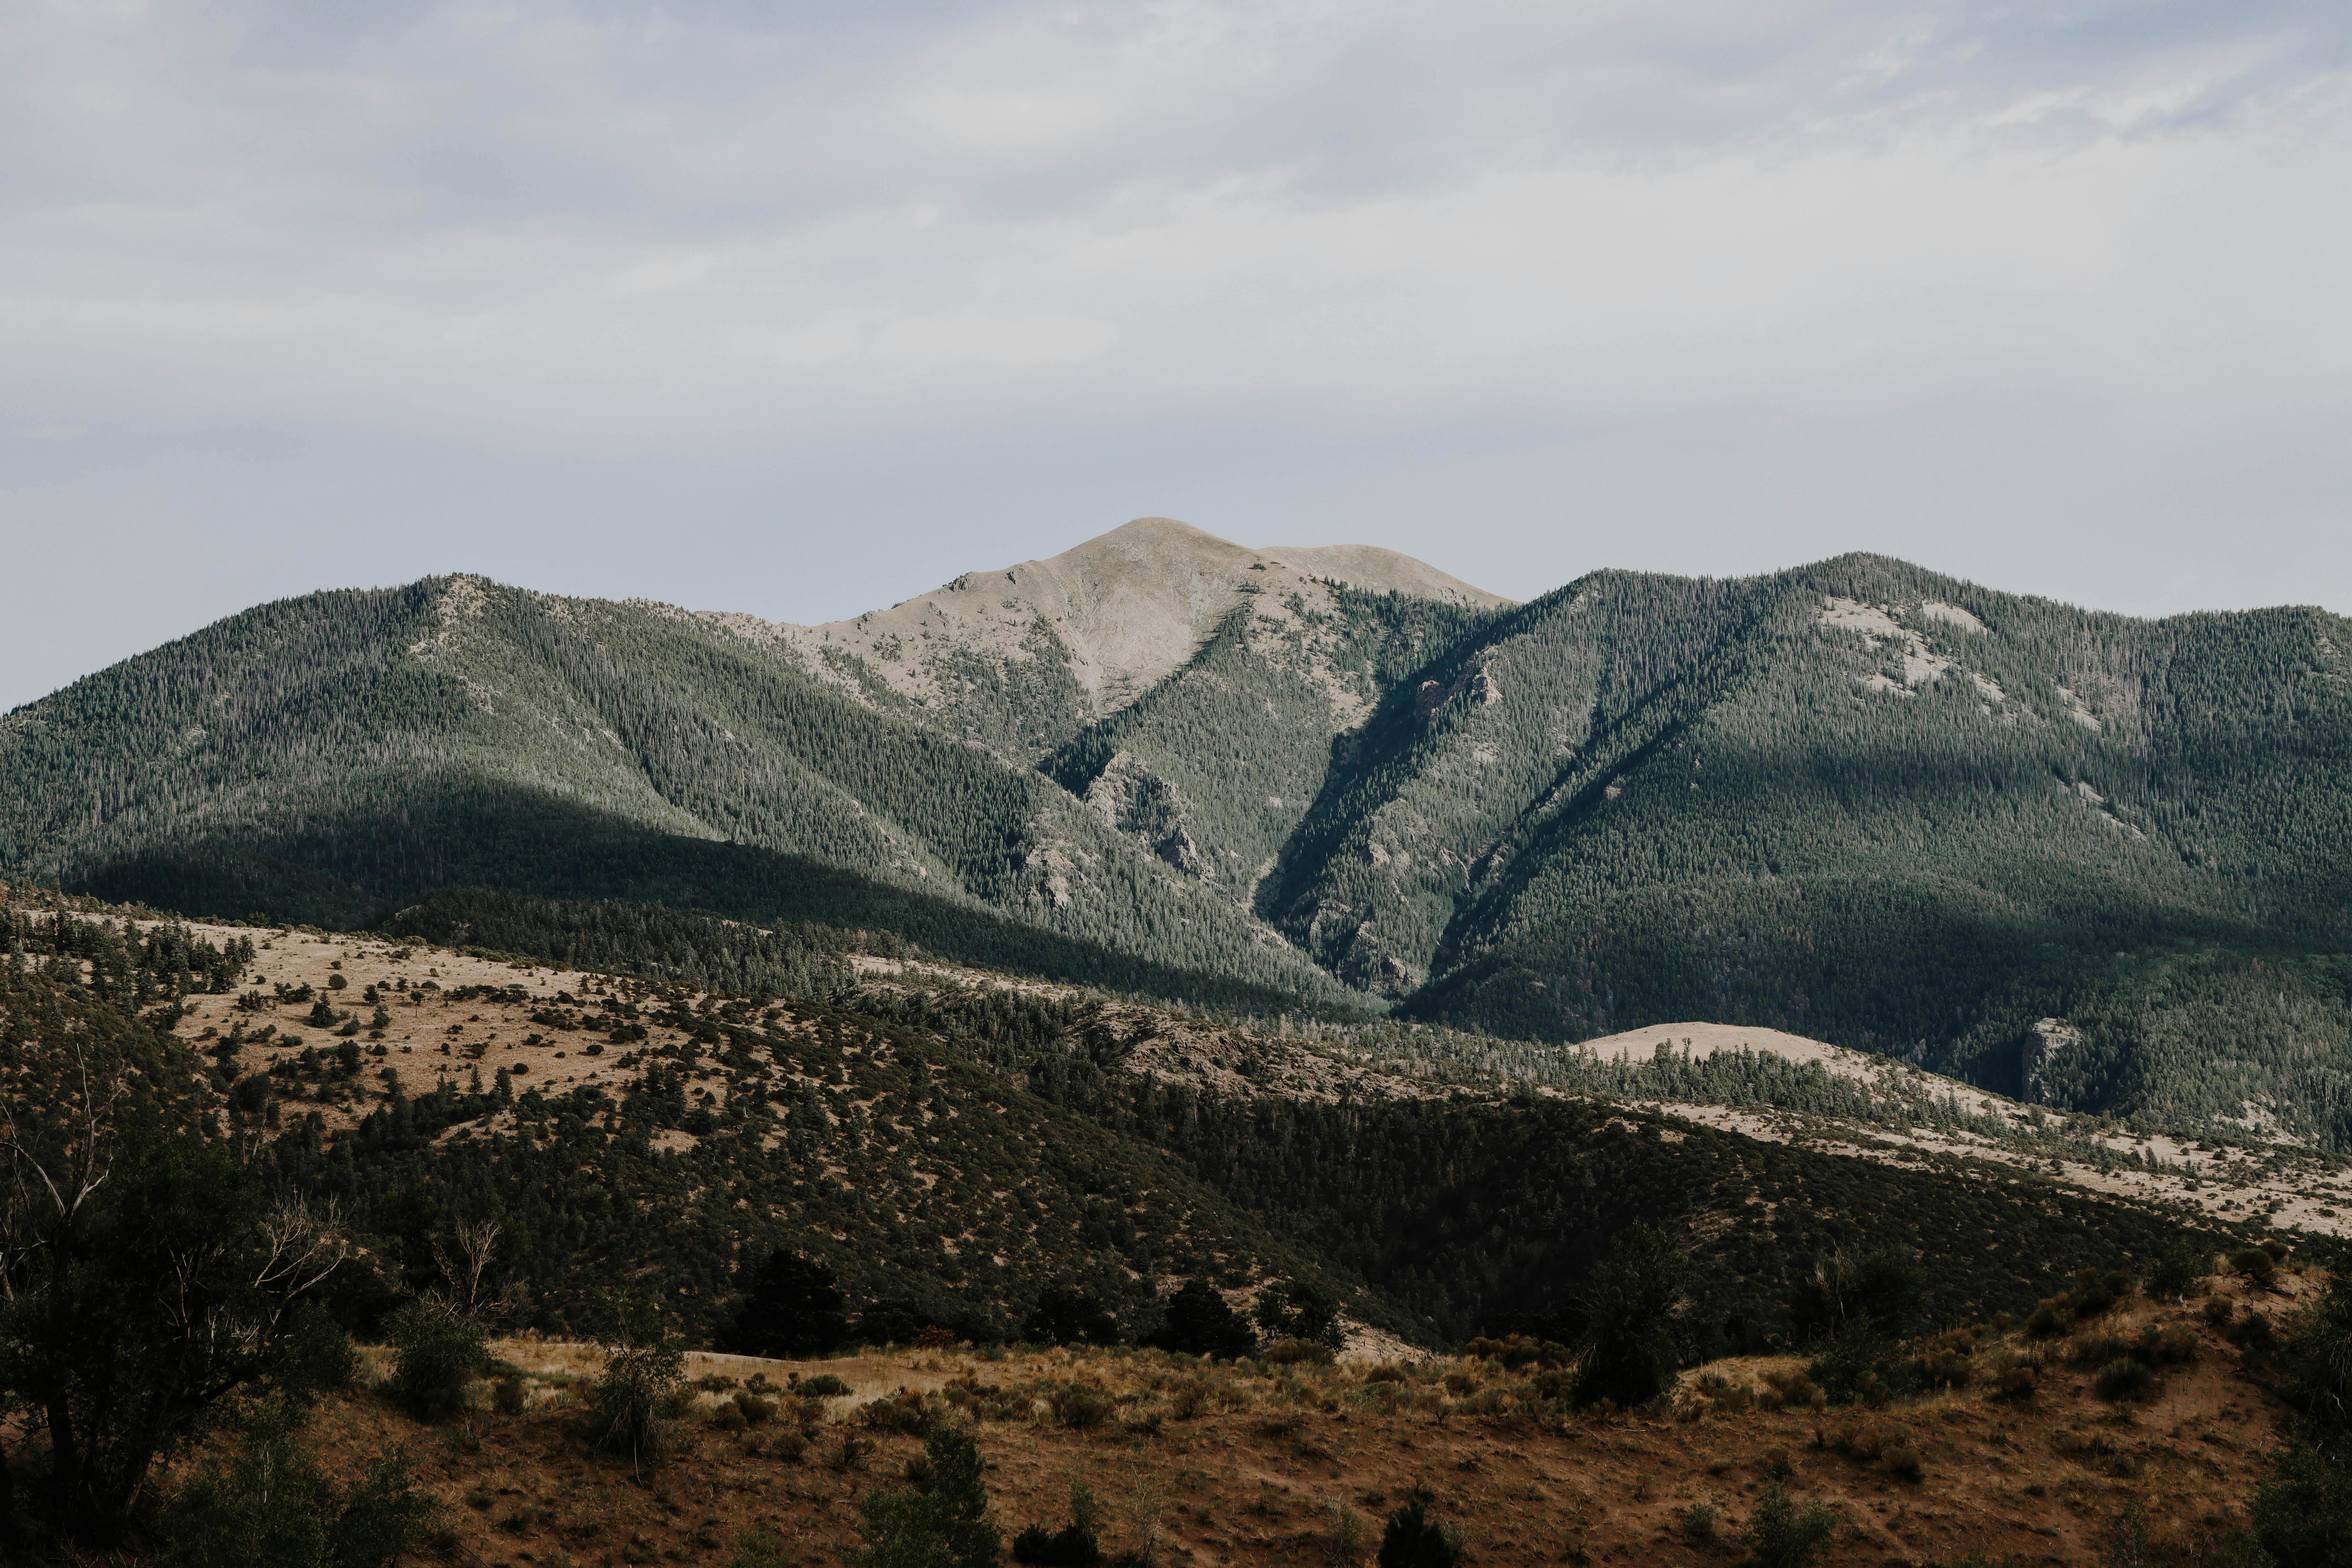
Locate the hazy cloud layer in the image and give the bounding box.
[4,1,2349,706]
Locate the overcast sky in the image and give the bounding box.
[4,0,2349,709]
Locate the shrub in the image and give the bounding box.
[1255,1280,1347,1352]
[1324,1496,1370,1566]
[849,1425,1000,1568]
[1987,1352,2040,1402]
[160,1404,435,1568]
[854,1299,933,1348]
[736,1392,777,1428]
[2250,1440,2352,1567]
[1784,1247,1925,1347]
[1465,1333,1571,1370]
[2073,1333,2133,1368]
[1824,1415,1918,1477]
[1376,1498,1461,1568]
[1264,1337,1338,1367]
[2279,1258,2352,1441]
[2228,1311,2279,1367]
[2205,1296,2237,1327]
[1743,1483,1835,1568]
[1012,1481,1104,1568]
[734,1526,795,1568]
[1759,1368,1824,1412]
[1051,1383,1116,1430]
[1904,1329,1977,1392]
[2147,1238,2209,1299]
[1808,1322,1908,1406]
[383,1302,488,1422]
[2092,1358,2153,1403]
[1168,1378,1215,1419]
[862,1390,941,1436]
[1676,1502,1717,1544]
[589,1297,687,1474]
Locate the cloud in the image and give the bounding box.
[1,0,2348,707]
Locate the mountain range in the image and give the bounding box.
[5,517,2350,1145]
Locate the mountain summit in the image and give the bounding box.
[703,517,1506,748]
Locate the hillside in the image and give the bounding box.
[4,525,2351,1148]
[2,887,2262,1349]
[0,564,1369,1013]
[3,887,2341,1565]
[194,1281,2313,1568]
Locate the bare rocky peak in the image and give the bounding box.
[780,516,1509,711]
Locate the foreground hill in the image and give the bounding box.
[253,1278,2304,1568]
[4,887,2265,1350]
[10,887,2343,1562]
[5,523,2350,1146]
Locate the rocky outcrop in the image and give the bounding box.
[2022,1017,2082,1104]
[1082,751,1202,877]
[1415,663,1500,724]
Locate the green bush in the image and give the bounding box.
[1024,1285,1120,1347]
[729,1250,861,1363]
[734,1526,796,1568]
[849,1425,1001,1568]
[1012,1480,1104,1568]
[2091,1357,2153,1404]
[2279,1256,2352,1440]
[1376,1498,1461,1568]
[2146,1238,2209,1299]
[1254,1280,1345,1352]
[382,1302,488,1422]
[2250,1441,2352,1568]
[1050,1383,1115,1430]
[1743,1483,1835,1568]
[590,1296,686,1474]
[160,1404,434,1568]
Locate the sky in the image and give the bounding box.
[4,0,2349,710]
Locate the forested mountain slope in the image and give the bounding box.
[0,572,1356,1010]
[6,527,2351,1145]
[1287,555,2352,1140]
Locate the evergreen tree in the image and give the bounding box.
[1571,1221,1689,1408]
[721,1249,849,1358]
[1149,1279,1257,1360]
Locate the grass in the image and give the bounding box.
[120,1268,2311,1568]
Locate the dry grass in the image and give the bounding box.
[240,1271,2309,1568]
